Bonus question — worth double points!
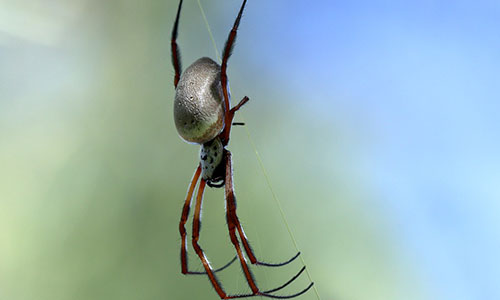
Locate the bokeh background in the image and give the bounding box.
[1,0,499,299]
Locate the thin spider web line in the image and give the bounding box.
[196,1,321,299]
[196,0,221,62]
[240,117,322,300]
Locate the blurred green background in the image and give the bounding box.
[2,1,499,300]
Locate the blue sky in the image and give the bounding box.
[242,1,500,299]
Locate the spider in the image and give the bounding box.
[170,0,314,298]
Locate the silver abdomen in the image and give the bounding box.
[174,57,225,144]
[200,137,224,180]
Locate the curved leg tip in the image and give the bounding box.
[261,282,314,299]
[263,266,307,294]
[186,256,237,275]
[256,252,301,267]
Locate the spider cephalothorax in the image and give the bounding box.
[200,137,225,187]
[170,0,313,298]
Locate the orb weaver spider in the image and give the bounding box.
[171,0,313,298]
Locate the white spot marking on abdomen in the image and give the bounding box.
[200,137,223,180]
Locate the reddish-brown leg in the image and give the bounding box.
[189,163,281,299]
[171,0,183,87]
[233,214,300,266]
[224,151,315,299]
[224,151,259,294]
[180,165,237,275]
[191,179,231,298]
[221,146,299,267]
[230,96,250,116]
[179,164,201,274]
[220,96,250,146]
[220,0,247,143]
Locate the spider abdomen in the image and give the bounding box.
[174,57,225,144]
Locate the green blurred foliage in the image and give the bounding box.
[0,1,426,300]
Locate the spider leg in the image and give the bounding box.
[179,164,201,274]
[171,0,183,87]
[235,214,301,267]
[221,146,300,267]
[186,256,238,275]
[255,283,315,299]
[230,96,250,115]
[180,165,237,275]
[224,151,313,299]
[229,281,315,300]
[221,96,250,145]
[222,266,310,297]
[262,266,308,294]
[225,151,259,294]
[220,0,248,143]
[191,178,231,298]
